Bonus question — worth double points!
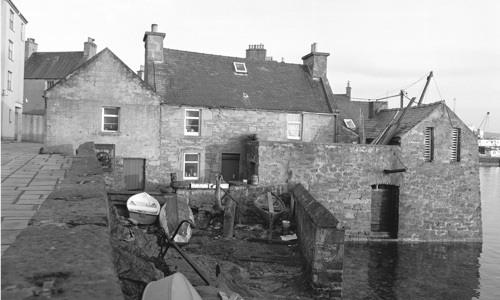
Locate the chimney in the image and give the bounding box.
[84,37,97,59]
[246,44,266,61]
[137,65,145,80]
[346,81,351,100]
[301,43,330,79]
[368,101,389,118]
[143,24,166,89]
[25,38,38,60]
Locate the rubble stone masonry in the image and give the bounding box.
[159,105,335,184]
[250,137,481,242]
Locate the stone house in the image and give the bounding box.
[44,48,162,190]
[143,25,339,183]
[250,101,482,241]
[22,37,97,142]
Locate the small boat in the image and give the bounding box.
[142,273,202,300]
[252,192,286,226]
[159,195,194,244]
[126,192,160,225]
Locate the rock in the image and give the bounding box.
[128,218,139,226]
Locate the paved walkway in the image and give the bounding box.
[1,141,73,256]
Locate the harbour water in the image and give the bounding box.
[342,166,500,300]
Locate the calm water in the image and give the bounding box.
[343,166,500,300]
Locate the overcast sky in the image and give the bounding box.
[16,0,500,133]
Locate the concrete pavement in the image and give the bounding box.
[1,141,73,256]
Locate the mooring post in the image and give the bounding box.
[223,189,237,238]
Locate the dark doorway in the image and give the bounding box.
[124,158,145,191]
[221,153,240,182]
[371,184,399,238]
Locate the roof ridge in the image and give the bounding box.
[164,48,304,67]
[379,100,444,112]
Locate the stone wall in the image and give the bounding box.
[397,105,482,241]
[250,138,482,242]
[160,106,335,184]
[292,184,344,299]
[1,142,123,300]
[252,141,401,240]
[44,49,163,189]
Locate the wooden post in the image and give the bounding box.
[214,175,223,210]
[267,192,274,241]
[223,190,237,238]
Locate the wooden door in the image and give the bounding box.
[124,158,145,191]
[221,153,240,181]
[371,184,399,238]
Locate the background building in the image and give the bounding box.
[1,0,27,141]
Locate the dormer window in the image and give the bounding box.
[233,62,247,74]
[343,119,356,129]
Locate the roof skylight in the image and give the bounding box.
[343,119,356,129]
[233,62,247,74]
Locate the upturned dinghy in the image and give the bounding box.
[159,195,195,244]
[142,273,202,300]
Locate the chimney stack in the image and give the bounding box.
[143,24,166,89]
[301,43,330,79]
[84,37,97,59]
[137,65,145,80]
[25,38,38,60]
[246,44,267,61]
[346,81,351,100]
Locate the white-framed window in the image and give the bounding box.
[287,113,302,140]
[7,71,13,91]
[424,127,434,162]
[185,109,200,136]
[9,10,14,30]
[450,128,461,162]
[102,107,120,132]
[233,62,247,74]
[46,81,55,89]
[8,40,14,60]
[343,119,356,129]
[184,153,200,180]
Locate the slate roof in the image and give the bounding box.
[334,94,371,128]
[152,49,334,114]
[25,52,88,79]
[364,101,444,139]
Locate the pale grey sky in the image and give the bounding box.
[17,0,500,133]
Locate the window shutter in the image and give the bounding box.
[424,127,434,162]
[450,128,461,162]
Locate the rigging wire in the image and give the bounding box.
[433,76,444,101]
[373,72,429,99]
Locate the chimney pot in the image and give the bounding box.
[311,43,318,52]
[140,65,145,71]
[152,24,158,32]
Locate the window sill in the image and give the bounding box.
[98,131,121,136]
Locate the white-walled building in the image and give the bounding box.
[1,0,27,141]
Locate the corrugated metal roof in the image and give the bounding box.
[153,49,334,114]
[24,52,87,79]
[364,101,444,139]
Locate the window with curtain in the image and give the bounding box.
[287,114,302,140]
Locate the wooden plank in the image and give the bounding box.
[223,191,237,238]
[267,192,274,214]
